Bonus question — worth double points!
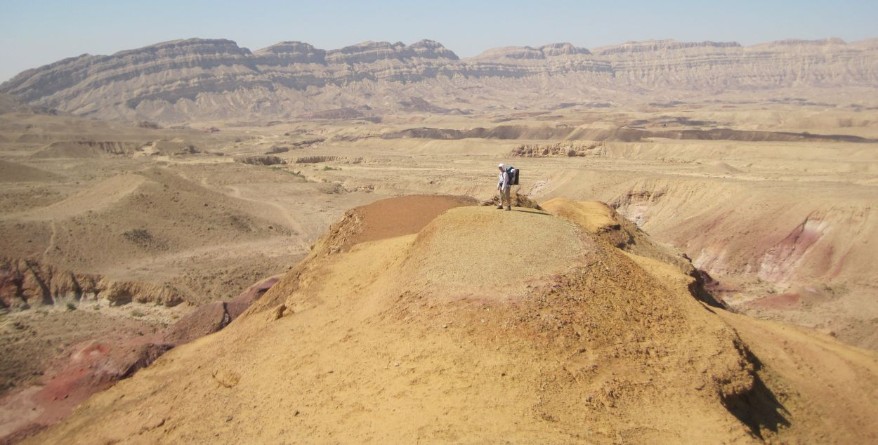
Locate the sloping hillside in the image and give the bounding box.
[24,196,878,444]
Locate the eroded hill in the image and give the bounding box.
[25,196,878,444]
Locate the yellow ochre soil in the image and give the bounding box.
[26,196,878,444]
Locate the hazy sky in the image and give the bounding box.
[1,0,876,82]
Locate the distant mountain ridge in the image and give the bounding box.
[2,37,876,122]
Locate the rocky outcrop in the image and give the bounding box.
[0,274,279,443]
[470,42,592,60]
[254,41,327,64]
[0,258,184,308]
[595,38,877,89]
[510,142,605,157]
[163,275,280,345]
[594,39,741,56]
[325,40,458,64]
[235,155,286,166]
[0,258,100,308]
[162,301,229,346]
[30,141,143,158]
[2,38,876,122]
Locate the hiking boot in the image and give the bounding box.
[496,206,503,209]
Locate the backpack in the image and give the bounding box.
[505,166,519,186]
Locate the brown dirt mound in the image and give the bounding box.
[250,194,477,313]
[162,302,230,346]
[21,200,878,444]
[353,195,478,245]
[399,207,590,299]
[0,167,288,305]
[164,275,281,345]
[0,160,60,183]
[23,203,763,444]
[20,173,147,221]
[226,275,280,320]
[541,198,617,233]
[312,194,478,256]
[542,198,694,274]
[30,141,142,158]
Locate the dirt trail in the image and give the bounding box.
[224,184,304,235]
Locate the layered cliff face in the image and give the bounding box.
[0,257,186,308]
[1,38,876,122]
[595,39,878,89]
[2,39,255,109]
[0,38,463,120]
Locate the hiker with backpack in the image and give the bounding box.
[497,163,518,211]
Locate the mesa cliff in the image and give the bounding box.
[2,38,876,122]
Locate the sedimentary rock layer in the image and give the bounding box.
[2,38,876,122]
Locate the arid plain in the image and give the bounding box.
[1,37,878,443]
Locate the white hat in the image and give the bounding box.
[498,163,504,168]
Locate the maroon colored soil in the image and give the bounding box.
[351,194,477,246]
[747,292,802,310]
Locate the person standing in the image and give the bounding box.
[497,163,511,211]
